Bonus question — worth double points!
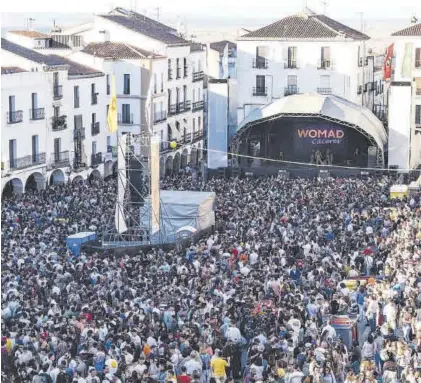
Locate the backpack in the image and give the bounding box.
[56,371,71,383]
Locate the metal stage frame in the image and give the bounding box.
[231,112,384,168]
[102,133,175,248]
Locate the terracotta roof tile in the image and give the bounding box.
[391,23,421,36]
[81,42,163,59]
[1,66,27,74]
[9,30,50,39]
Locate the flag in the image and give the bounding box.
[107,75,118,133]
[401,42,413,79]
[383,44,393,81]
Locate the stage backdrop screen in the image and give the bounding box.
[293,124,346,153]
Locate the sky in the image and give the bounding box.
[1,0,420,35]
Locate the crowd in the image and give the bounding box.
[2,173,421,383]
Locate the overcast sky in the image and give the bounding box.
[2,0,420,30]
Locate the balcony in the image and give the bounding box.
[160,142,170,153]
[53,85,63,100]
[192,71,204,82]
[415,60,421,68]
[168,69,173,81]
[252,58,268,69]
[317,88,332,95]
[91,152,102,166]
[357,85,362,95]
[6,110,23,124]
[51,150,70,168]
[192,100,204,111]
[91,121,100,136]
[193,130,204,141]
[30,108,45,120]
[168,101,191,116]
[52,115,67,131]
[253,87,267,96]
[284,61,298,69]
[318,60,331,69]
[154,112,167,124]
[107,145,118,157]
[184,66,188,77]
[9,153,46,170]
[284,86,299,96]
[74,127,85,140]
[118,113,134,125]
[176,68,181,79]
[91,93,98,105]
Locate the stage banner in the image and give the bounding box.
[115,134,128,234]
[150,135,160,234]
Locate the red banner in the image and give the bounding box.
[383,44,394,81]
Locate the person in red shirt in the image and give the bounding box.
[177,366,191,383]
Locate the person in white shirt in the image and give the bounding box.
[225,325,242,343]
[249,252,259,265]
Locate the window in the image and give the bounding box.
[9,95,15,113]
[107,136,111,148]
[92,141,97,155]
[198,116,201,131]
[53,72,59,86]
[154,73,157,94]
[31,93,38,110]
[106,104,109,117]
[74,86,80,108]
[74,115,83,129]
[122,104,131,123]
[160,73,164,92]
[183,85,187,104]
[32,135,39,163]
[168,59,172,80]
[168,89,172,110]
[287,47,297,68]
[255,76,266,95]
[321,47,331,68]
[92,113,96,123]
[91,83,97,104]
[106,74,110,95]
[416,105,421,125]
[192,117,196,133]
[54,138,61,161]
[54,106,60,118]
[123,74,130,94]
[176,58,181,78]
[184,58,187,77]
[286,75,298,95]
[416,48,421,68]
[255,46,269,68]
[9,139,16,168]
[176,88,180,105]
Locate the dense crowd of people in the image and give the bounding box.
[2,173,421,383]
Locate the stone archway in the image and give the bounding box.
[2,178,24,197]
[104,160,114,178]
[190,146,198,166]
[25,172,45,192]
[165,156,173,176]
[49,169,65,185]
[181,149,189,169]
[72,175,84,184]
[173,152,181,174]
[160,157,165,179]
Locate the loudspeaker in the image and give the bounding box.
[128,157,144,203]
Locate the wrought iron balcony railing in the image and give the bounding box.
[51,150,70,168]
[168,101,191,116]
[193,130,204,141]
[253,87,267,96]
[53,85,63,100]
[284,61,298,69]
[118,113,134,125]
[318,60,331,69]
[7,110,23,124]
[192,100,204,111]
[91,152,102,166]
[284,86,299,96]
[30,108,45,120]
[317,87,332,95]
[9,153,46,170]
[192,71,204,82]
[52,115,67,131]
[252,58,268,69]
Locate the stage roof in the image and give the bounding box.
[237,93,387,149]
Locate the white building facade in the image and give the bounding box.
[236,11,385,126]
[388,23,421,170]
[1,38,110,195]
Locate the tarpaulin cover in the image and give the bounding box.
[66,231,97,256]
[139,190,215,243]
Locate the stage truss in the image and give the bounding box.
[102,133,173,248]
[231,112,384,168]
